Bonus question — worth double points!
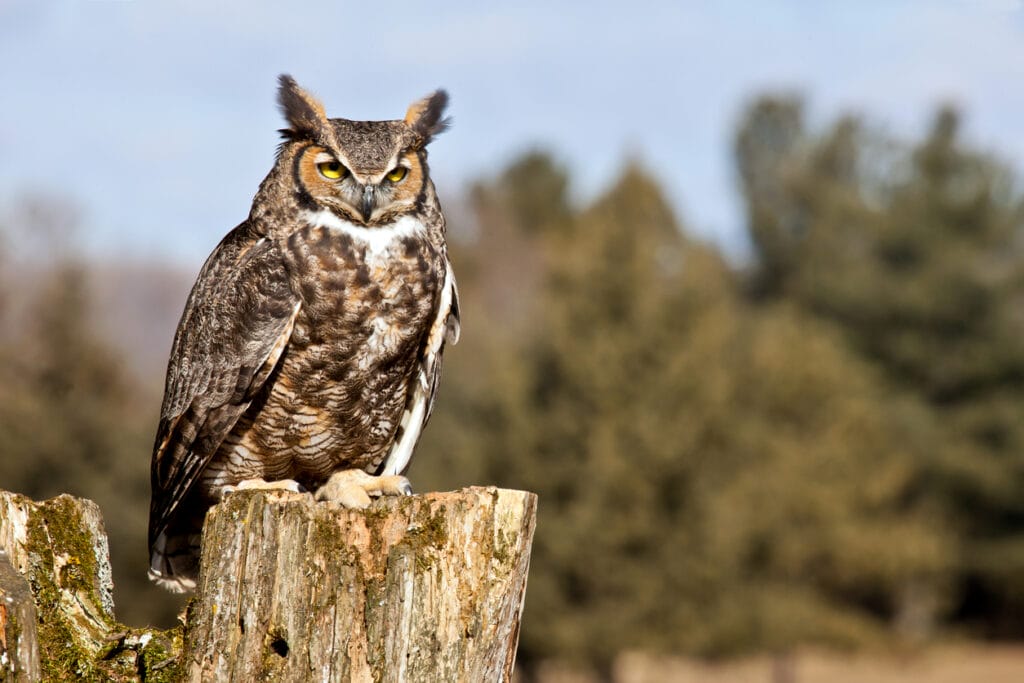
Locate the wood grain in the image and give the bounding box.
[184,486,537,682]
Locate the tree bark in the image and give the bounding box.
[0,550,40,682]
[184,486,538,683]
[0,487,537,682]
[0,491,182,681]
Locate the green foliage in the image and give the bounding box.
[736,98,1024,634]
[417,146,965,667]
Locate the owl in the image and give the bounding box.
[148,75,459,592]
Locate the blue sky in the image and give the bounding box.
[2,0,1023,264]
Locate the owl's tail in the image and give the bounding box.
[148,529,200,593]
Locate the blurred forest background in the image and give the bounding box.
[3,93,1024,679]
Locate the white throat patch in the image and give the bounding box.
[301,209,425,256]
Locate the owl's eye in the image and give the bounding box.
[317,161,347,180]
[386,166,408,183]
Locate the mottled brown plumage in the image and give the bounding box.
[148,75,458,592]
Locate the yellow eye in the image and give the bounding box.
[317,161,346,180]
[386,166,408,183]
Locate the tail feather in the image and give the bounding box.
[149,529,200,593]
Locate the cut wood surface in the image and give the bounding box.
[184,486,538,683]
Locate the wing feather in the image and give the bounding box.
[148,225,300,549]
[380,259,460,476]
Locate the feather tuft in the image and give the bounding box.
[404,90,451,146]
[277,74,328,139]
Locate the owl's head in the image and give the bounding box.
[275,74,449,226]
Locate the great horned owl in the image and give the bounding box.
[148,75,459,592]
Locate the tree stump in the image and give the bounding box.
[0,491,182,681]
[184,486,538,682]
[0,486,536,681]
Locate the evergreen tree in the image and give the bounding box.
[736,97,1024,634]
[0,236,183,627]
[422,153,954,672]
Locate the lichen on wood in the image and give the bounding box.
[0,486,536,682]
[0,492,182,681]
[184,486,537,682]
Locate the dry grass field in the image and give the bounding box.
[525,644,1024,683]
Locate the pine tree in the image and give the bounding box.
[736,97,1024,635]
[421,153,955,671]
[0,211,183,626]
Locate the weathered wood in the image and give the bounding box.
[0,492,116,679]
[0,486,537,682]
[184,486,538,682]
[0,492,182,681]
[0,550,40,682]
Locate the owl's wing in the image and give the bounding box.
[380,259,460,476]
[149,225,301,548]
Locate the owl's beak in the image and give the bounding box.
[361,185,376,222]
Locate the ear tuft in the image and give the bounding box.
[277,74,328,139]
[404,90,451,146]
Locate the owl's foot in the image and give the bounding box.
[220,478,306,499]
[314,469,412,509]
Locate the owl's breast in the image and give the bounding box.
[282,215,443,355]
[245,214,444,476]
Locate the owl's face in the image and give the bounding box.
[276,76,449,227]
[294,122,426,226]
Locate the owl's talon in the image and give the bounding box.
[221,478,305,500]
[315,470,414,507]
